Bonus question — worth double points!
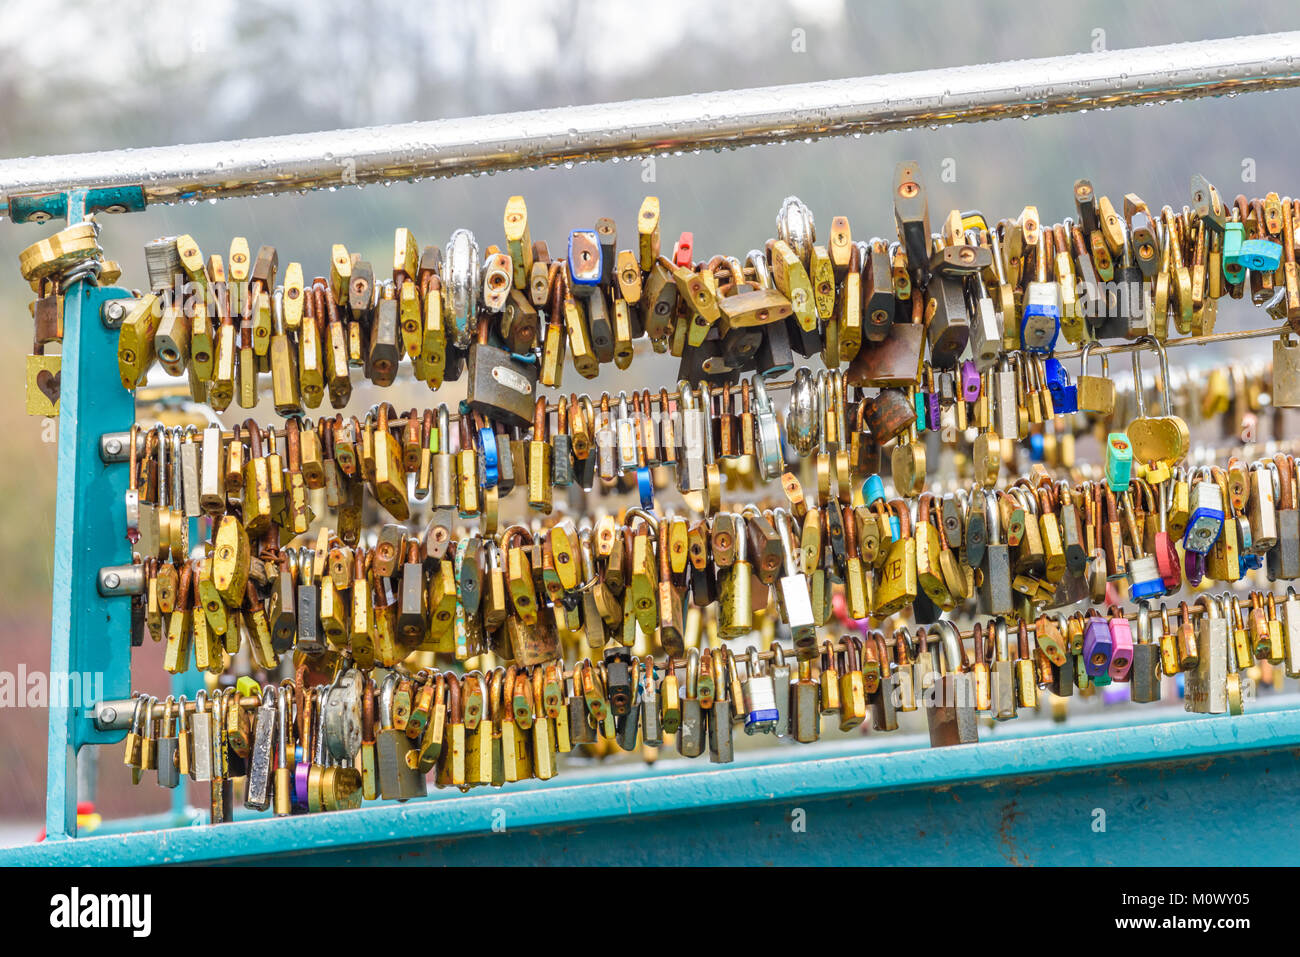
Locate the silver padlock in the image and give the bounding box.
[615,392,638,474]
[980,490,1014,616]
[769,644,791,737]
[322,667,363,762]
[441,228,480,350]
[1249,462,1278,551]
[708,649,735,764]
[776,196,816,266]
[774,508,817,655]
[965,253,1002,371]
[244,686,277,812]
[1269,455,1300,580]
[677,382,706,492]
[926,620,978,747]
[640,658,662,747]
[993,354,1019,441]
[751,374,785,481]
[594,399,617,481]
[1282,587,1300,678]
[1185,595,1227,715]
[784,367,819,458]
[179,425,201,517]
[678,648,705,758]
[990,618,1016,721]
[741,647,779,735]
[189,689,213,783]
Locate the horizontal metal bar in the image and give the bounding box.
[8,705,1299,864]
[4,33,1300,219]
[1052,324,1281,361]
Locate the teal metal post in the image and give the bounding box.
[44,192,135,840]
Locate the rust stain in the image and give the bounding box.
[996,799,1026,866]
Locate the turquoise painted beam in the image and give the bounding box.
[45,277,135,842]
[10,708,1300,866]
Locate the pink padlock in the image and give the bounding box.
[1107,604,1134,681]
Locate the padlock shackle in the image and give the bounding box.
[933,619,964,674]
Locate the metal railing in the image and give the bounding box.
[3,33,1300,217]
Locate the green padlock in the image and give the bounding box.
[1105,433,1133,492]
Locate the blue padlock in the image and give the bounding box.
[478,426,499,488]
[862,474,886,506]
[1029,432,1044,462]
[1239,238,1282,273]
[1043,357,1077,414]
[637,466,655,510]
[1182,468,1224,555]
[567,229,603,291]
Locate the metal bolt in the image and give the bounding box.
[106,301,126,321]
[104,572,120,590]
[104,438,122,456]
[100,706,117,724]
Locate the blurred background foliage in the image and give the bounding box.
[2,0,1299,825]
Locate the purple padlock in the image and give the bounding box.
[1082,612,1113,677]
[927,388,941,431]
[1184,548,1205,588]
[1107,605,1133,681]
[960,360,982,402]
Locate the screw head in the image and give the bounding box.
[104,572,121,590]
[104,438,122,456]
[106,301,126,321]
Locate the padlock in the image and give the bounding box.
[677,649,705,758]
[1273,332,1300,407]
[244,687,277,811]
[925,620,978,747]
[990,618,1016,721]
[1042,356,1077,414]
[1184,596,1228,715]
[925,273,969,368]
[1127,335,1189,469]
[707,649,736,764]
[774,508,817,656]
[1128,603,1162,703]
[863,387,914,445]
[1075,341,1115,415]
[1020,218,1061,353]
[980,490,1013,616]
[962,279,1001,373]
[1106,605,1134,682]
[376,672,427,800]
[441,228,480,351]
[1184,467,1225,556]
[464,317,539,429]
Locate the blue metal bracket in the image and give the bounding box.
[8,186,145,225]
[44,268,135,841]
